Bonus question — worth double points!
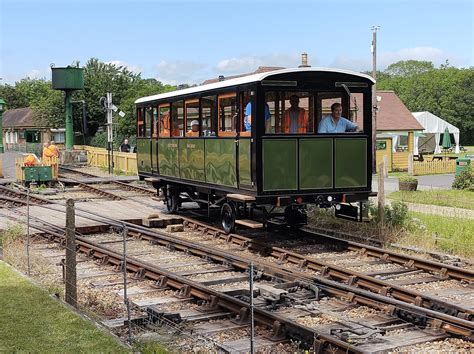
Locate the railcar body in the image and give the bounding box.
[135,68,375,233]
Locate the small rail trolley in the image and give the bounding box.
[135,67,374,233]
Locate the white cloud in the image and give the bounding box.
[215,53,314,74]
[155,60,207,85]
[329,46,465,72]
[106,60,142,74]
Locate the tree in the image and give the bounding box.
[0,84,28,109]
[76,58,142,137]
[385,60,435,77]
[377,61,474,145]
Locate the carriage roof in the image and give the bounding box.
[135,67,375,104]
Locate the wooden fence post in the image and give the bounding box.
[65,199,77,308]
[383,155,388,178]
[377,163,385,225]
[408,153,414,175]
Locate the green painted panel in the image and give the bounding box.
[239,138,252,187]
[137,139,151,173]
[299,139,333,189]
[335,138,367,188]
[179,139,205,182]
[158,139,179,177]
[151,140,158,173]
[263,139,297,191]
[205,139,237,187]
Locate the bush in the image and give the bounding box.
[399,175,417,183]
[452,167,473,190]
[368,200,409,227]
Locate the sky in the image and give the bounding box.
[1,0,473,85]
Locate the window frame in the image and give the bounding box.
[152,106,159,138]
[240,91,252,137]
[137,108,145,138]
[171,100,184,137]
[158,103,171,138]
[263,91,314,134]
[144,106,153,138]
[200,95,217,137]
[217,92,238,137]
[184,99,200,137]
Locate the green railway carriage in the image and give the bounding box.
[135,68,375,233]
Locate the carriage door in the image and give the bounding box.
[238,91,253,190]
[151,106,158,173]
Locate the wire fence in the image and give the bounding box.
[0,195,254,351]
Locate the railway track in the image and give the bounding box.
[2,184,473,318]
[9,209,474,352]
[1,183,473,352]
[58,166,157,197]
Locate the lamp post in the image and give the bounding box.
[0,98,6,153]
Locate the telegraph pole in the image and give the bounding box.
[107,93,114,174]
[371,25,380,173]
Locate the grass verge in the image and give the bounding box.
[309,204,474,259]
[399,212,474,258]
[388,190,474,210]
[0,261,128,352]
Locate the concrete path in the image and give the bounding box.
[372,174,455,193]
[387,199,474,220]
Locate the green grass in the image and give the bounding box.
[401,212,474,258]
[388,190,474,210]
[0,261,129,353]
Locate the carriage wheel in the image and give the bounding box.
[221,202,236,234]
[166,187,179,214]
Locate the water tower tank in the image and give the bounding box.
[51,67,84,91]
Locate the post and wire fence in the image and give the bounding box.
[0,197,223,349]
[2,195,265,351]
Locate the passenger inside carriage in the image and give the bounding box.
[318,102,359,133]
[282,95,308,133]
[187,120,200,136]
[243,101,271,132]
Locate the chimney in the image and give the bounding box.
[218,75,225,82]
[299,53,310,68]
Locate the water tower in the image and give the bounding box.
[51,66,84,150]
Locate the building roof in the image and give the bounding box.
[136,67,376,104]
[376,91,424,131]
[2,107,36,128]
[201,66,285,85]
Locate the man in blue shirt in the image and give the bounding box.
[318,102,359,133]
[244,102,271,132]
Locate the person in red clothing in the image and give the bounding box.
[281,95,307,133]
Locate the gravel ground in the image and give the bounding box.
[296,314,338,327]
[389,338,474,353]
[403,279,466,292]
[347,262,404,273]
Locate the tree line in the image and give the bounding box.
[373,60,474,145]
[1,59,473,146]
[0,58,175,147]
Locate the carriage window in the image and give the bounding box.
[185,100,200,137]
[145,107,153,138]
[241,91,252,136]
[152,107,158,138]
[137,108,145,137]
[351,93,364,133]
[201,95,216,136]
[159,104,171,137]
[317,93,362,133]
[218,93,237,136]
[264,92,313,134]
[171,101,184,137]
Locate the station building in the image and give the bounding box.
[2,107,65,156]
